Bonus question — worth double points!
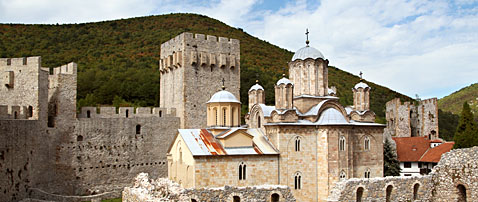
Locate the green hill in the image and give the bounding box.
[0,13,411,120]
[438,83,478,116]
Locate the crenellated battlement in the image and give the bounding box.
[420,97,437,105]
[51,62,77,75]
[78,107,177,119]
[0,105,35,120]
[0,56,41,67]
[159,32,240,72]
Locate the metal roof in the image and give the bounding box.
[316,108,348,125]
[248,83,264,92]
[276,77,293,86]
[354,82,370,89]
[177,128,278,156]
[291,46,325,61]
[207,90,241,103]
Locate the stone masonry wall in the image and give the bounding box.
[327,146,478,202]
[122,173,296,202]
[159,32,240,129]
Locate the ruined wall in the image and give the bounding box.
[122,173,296,202]
[385,98,439,139]
[159,32,240,129]
[327,146,478,202]
[47,62,77,129]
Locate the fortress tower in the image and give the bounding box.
[159,33,240,128]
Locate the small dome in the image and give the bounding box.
[291,46,324,61]
[207,90,241,103]
[249,83,264,92]
[328,88,336,95]
[316,108,348,124]
[277,77,293,86]
[354,82,369,89]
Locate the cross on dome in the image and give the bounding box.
[305,28,310,46]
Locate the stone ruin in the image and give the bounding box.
[122,173,296,202]
[327,146,478,202]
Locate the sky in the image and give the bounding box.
[1,0,477,99]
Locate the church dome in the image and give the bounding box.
[207,90,241,103]
[291,46,324,61]
[316,108,348,124]
[249,83,264,92]
[354,82,369,89]
[276,77,293,86]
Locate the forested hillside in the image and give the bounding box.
[0,13,411,121]
[438,83,478,117]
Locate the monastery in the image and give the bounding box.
[167,33,385,202]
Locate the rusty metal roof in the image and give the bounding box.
[178,128,278,156]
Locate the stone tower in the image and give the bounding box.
[275,75,294,110]
[159,33,240,128]
[248,81,265,111]
[353,81,371,111]
[288,42,330,113]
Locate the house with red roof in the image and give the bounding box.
[393,137,454,176]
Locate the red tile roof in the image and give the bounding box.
[392,137,454,163]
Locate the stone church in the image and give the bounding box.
[167,34,385,202]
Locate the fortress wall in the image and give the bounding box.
[159,32,240,129]
[78,107,176,118]
[418,98,439,138]
[48,63,77,129]
[327,147,478,202]
[0,57,48,121]
[63,116,180,195]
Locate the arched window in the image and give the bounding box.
[340,170,346,180]
[413,183,420,200]
[233,196,241,202]
[231,107,235,126]
[159,111,162,117]
[179,148,183,163]
[191,199,197,202]
[457,184,467,202]
[14,111,18,119]
[223,108,227,126]
[356,187,364,202]
[239,162,246,180]
[271,193,279,202]
[126,109,129,118]
[86,110,91,118]
[339,136,346,151]
[136,125,141,134]
[364,136,370,151]
[364,168,371,178]
[257,115,261,128]
[214,108,218,126]
[386,185,393,202]
[294,172,302,190]
[295,136,301,152]
[77,135,83,142]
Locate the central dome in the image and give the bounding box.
[207,90,241,103]
[291,46,324,61]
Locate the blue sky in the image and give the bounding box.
[1,0,477,99]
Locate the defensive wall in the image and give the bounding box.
[0,57,181,202]
[327,146,478,202]
[159,32,240,129]
[122,173,296,202]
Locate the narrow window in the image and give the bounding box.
[126,109,129,118]
[27,106,33,118]
[295,136,301,152]
[86,110,91,118]
[356,187,364,202]
[364,169,371,178]
[271,193,279,202]
[223,108,227,126]
[257,115,261,128]
[364,136,370,151]
[77,135,83,142]
[191,199,197,202]
[294,172,302,189]
[179,148,182,163]
[340,170,346,180]
[386,185,393,202]
[233,196,240,202]
[231,107,236,126]
[339,136,346,151]
[457,184,466,202]
[215,108,218,126]
[14,111,18,119]
[413,183,420,200]
[239,162,246,180]
[159,111,162,117]
[136,125,141,134]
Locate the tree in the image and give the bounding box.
[453,102,478,149]
[383,139,401,176]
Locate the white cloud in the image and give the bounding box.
[0,0,477,99]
